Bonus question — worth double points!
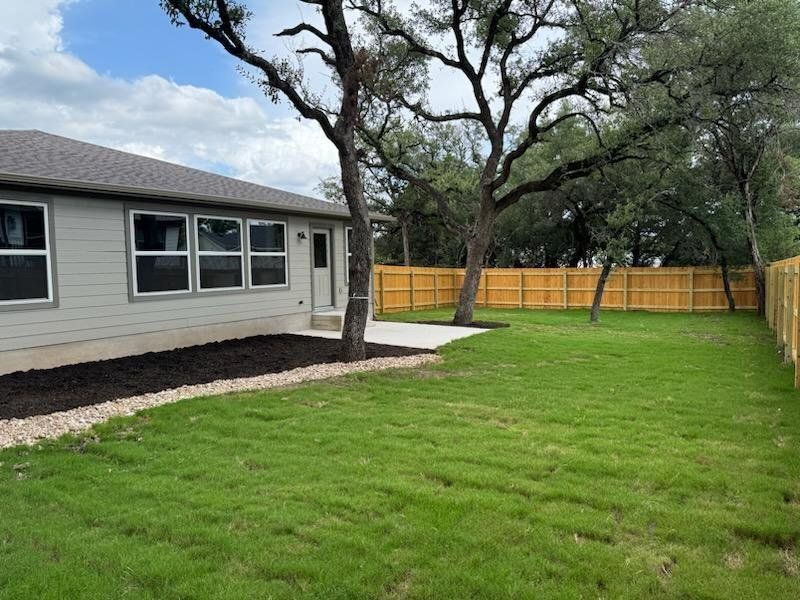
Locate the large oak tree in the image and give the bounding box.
[355,0,700,324]
[161,0,374,360]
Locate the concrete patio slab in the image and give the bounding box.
[291,319,489,350]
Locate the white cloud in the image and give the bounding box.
[0,0,339,196]
[0,0,71,53]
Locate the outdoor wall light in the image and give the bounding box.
[297,231,308,240]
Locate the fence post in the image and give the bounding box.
[378,270,384,315]
[776,269,784,345]
[563,271,569,309]
[623,270,628,311]
[519,270,524,308]
[795,266,800,388]
[775,266,781,328]
[786,267,794,363]
[410,269,415,311]
[766,266,773,327]
[767,267,775,329]
[434,272,439,308]
[779,267,784,345]
[783,266,790,353]
[794,265,799,364]
[775,266,780,326]
[484,272,489,307]
[688,268,694,312]
[774,266,779,327]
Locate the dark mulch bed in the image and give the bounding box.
[0,335,431,420]
[415,320,510,329]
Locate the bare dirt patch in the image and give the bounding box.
[780,548,800,577]
[723,551,744,570]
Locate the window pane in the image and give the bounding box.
[250,221,285,253]
[199,255,242,289]
[197,217,241,252]
[0,204,46,250]
[251,255,287,286]
[0,255,48,300]
[134,213,187,252]
[313,233,328,268]
[135,256,189,293]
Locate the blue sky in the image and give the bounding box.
[0,0,339,195]
[62,0,243,98]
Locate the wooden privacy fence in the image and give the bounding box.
[766,255,800,387]
[374,265,757,314]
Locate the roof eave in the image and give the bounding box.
[0,172,394,222]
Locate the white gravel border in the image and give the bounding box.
[0,353,440,449]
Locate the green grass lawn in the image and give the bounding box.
[1,309,799,599]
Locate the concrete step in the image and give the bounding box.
[311,312,343,331]
[311,311,378,331]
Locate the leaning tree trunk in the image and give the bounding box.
[452,207,495,326]
[339,143,372,362]
[590,262,613,323]
[719,254,736,312]
[400,219,411,266]
[704,224,736,312]
[742,187,766,315]
[748,239,766,316]
[662,199,735,312]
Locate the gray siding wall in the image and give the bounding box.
[0,190,351,353]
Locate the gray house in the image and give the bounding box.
[0,130,384,375]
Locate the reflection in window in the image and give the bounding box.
[249,220,287,287]
[131,211,190,295]
[133,213,187,252]
[0,201,52,304]
[196,216,243,290]
[313,233,328,269]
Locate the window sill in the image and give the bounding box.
[129,284,294,302]
[0,299,58,312]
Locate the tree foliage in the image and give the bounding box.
[355,0,711,323]
[355,0,800,321]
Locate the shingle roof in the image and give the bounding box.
[0,130,388,220]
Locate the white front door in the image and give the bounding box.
[312,229,333,309]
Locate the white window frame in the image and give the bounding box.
[345,226,352,284]
[247,219,289,289]
[0,199,54,306]
[195,214,245,292]
[130,209,192,297]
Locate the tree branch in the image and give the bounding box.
[275,22,331,44]
[163,0,340,147]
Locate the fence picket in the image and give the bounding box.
[374,265,758,315]
[761,254,800,388]
[785,267,793,362]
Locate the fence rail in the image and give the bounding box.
[766,256,800,388]
[374,265,757,315]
